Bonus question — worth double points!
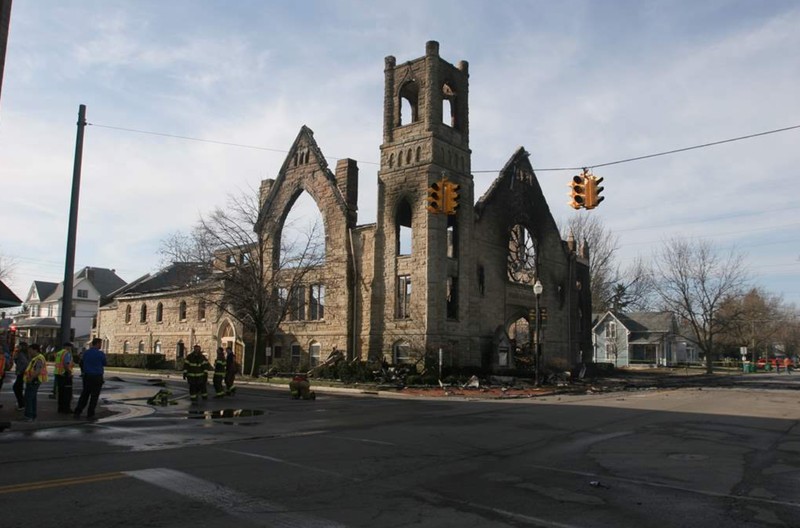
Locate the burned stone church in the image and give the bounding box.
[257,41,592,371]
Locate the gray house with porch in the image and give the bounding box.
[592,311,699,367]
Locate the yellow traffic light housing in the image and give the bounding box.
[568,175,586,210]
[584,175,605,209]
[427,180,443,213]
[443,180,460,215]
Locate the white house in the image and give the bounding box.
[13,267,126,347]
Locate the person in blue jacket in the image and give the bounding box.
[73,338,106,420]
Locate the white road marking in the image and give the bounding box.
[125,468,347,528]
[219,448,363,482]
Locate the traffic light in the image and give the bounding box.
[443,180,460,215]
[539,307,548,327]
[427,180,443,213]
[568,174,586,209]
[584,175,605,209]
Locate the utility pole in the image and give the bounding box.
[60,104,87,345]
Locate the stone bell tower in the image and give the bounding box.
[369,40,476,363]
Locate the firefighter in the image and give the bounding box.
[183,345,211,403]
[53,342,75,414]
[289,373,316,400]
[212,347,226,398]
[224,345,237,396]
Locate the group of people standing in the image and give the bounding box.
[0,337,106,422]
[183,345,237,403]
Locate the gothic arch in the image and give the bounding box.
[507,223,537,284]
[398,80,419,125]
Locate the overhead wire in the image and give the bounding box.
[89,122,800,174]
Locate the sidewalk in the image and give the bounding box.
[0,372,146,433]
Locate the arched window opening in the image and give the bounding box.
[416,146,421,162]
[198,300,206,321]
[138,341,145,353]
[140,304,147,323]
[389,153,394,168]
[309,341,321,367]
[406,149,412,165]
[442,82,457,128]
[125,305,131,324]
[393,340,413,365]
[156,302,163,323]
[220,321,235,339]
[507,225,537,284]
[176,341,185,359]
[281,191,326,268]
[398,81,419,126]
[179,301,187,321]
[509,316,532,354]
[123,341,130,354]
[396,199,412,256]
[154,340,162,354]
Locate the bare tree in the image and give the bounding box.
[0,248,16,282]
[563,214,652,312]
[159,188,326,376]
[717,287,784,361]
[651,238,749,374]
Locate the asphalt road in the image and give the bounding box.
[1,374,799,527]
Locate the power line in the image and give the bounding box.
[90,122,800,174]
[87,123,380,166]
[473,124,800,173]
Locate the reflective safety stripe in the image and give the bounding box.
[24,354,48,383]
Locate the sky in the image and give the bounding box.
[1,0,798,309]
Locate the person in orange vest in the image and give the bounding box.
[23,343,48,422]
[212,347,226,398]
[54,342,75,414]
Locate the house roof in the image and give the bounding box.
[33,281,58,301]
[45,267,127,302]
[116,262,213,297]
[594,311,675,334]
[14,317,60,329]
[0,279,22,308]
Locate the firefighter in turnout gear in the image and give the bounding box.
[224,346,237,396]
[213,347,226,398]
[183,345,211,403]
[289,373,316,400]
[53,342,75,414]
